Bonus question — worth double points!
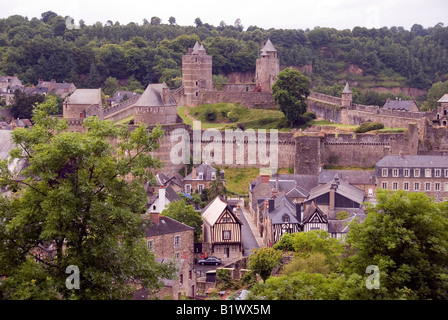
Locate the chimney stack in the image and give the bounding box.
[151,212,160,225]
[192,166,197,179]
[399,151,404,159]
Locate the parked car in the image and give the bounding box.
[198,256,222,266]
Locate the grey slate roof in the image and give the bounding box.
[144,215,194,237]
[133,83,177,107]
[184,163,223,181]
[376,155,448,168]
[67,89,102,105]
[438,94,448,103]
[342,82,352,94]
[148,185,181,206]
[261,39,277,53]
[318,169,375,185]
[307,177,365,205]
[302,202,327,224]
[382,99,418,111]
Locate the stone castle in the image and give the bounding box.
[61,39,448,177]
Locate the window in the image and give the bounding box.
[216,246,221,253]
[198,184,204,194]
[403,182,410,191]
[368,188,373,196]
[211,172,216,180]
[232,245,236,253]
[189,270,192,280]
[392,169,399,177]
[174,235,181,248]
[425,182,431,191]
[180,274,183,284]
[425,169,432,178]
[198,172,203,180]
[147,239,154,252]
[403,169,410,177]
[185,184,191,194]
[445,169,448,177]
[445,183,448,192]
[435,183,441,191]
[382,168,388,177]
[382,182,387,189]
[392,182,398,190]
[222,230,231,240]
[414,182,420,191]
[414,169,420,177]
[435,169,441,178]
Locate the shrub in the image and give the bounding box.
[303,111,317,119]
[354,122,384,133]
[205,108,217,121]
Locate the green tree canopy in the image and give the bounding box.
[0,96,174,299]
[248,247,282,283]
[161,198,203,242]
[343,189,448,299]
[272,68,311,127]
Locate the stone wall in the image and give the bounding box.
[198,91,277,109]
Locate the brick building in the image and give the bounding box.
[376,153,448,201]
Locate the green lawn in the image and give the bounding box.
[178,103,291,131]
[311,120,405,133]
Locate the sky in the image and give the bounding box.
[1,0,448,31]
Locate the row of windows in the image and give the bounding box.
[147,235,181,252]
[381,181,448,191]
[381,168,448,178]
[185,184,205,195]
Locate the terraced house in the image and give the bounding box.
[376,153,448,201]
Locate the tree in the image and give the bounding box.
[248,247,282,283]
[272,68,311,127]
[150,16,161,26]
[421,80,448,110]
[194,18,203,28]
[161,198,203,242]
[10,89,45,119]
[0,96,175,299]
[103,76,119,96]
[343,189,448,299]
[168,17,177,26]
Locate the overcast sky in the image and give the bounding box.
[2,0,447,31]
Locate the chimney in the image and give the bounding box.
[265,200,269,212]
[162,86,170,105]
[295,203,302,223]
[268,199,275,213]
[260,174,270,184]
[329,183,337,211]
[151,212,160,225]
[192,166,197,179]
[399,151,404,159]
[159,187,166,212]
[276,175,279,191]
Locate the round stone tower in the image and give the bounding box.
[255,39,280,93]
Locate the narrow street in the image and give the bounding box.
[231,198,263,256]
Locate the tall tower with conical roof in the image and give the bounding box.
[255,39,280,93]
[341,82,353,108]
[181,41,213,106]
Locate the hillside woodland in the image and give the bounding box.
[1,12,448,103]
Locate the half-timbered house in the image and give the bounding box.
[301,201,328,232]
[201,196,243,260]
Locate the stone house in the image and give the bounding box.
[376,153,448,201]
[143,212,196,299]
[435,94,448,126]
[382,98,419,112]
[201,196,243,260]
[63,88,103,120]
[36,79,76,98]
[183,163,225,195]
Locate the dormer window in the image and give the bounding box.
[198,172,203,180]
[211,172,216,180]
[282,214,290,223]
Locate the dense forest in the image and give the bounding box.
[1,11,448,94]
